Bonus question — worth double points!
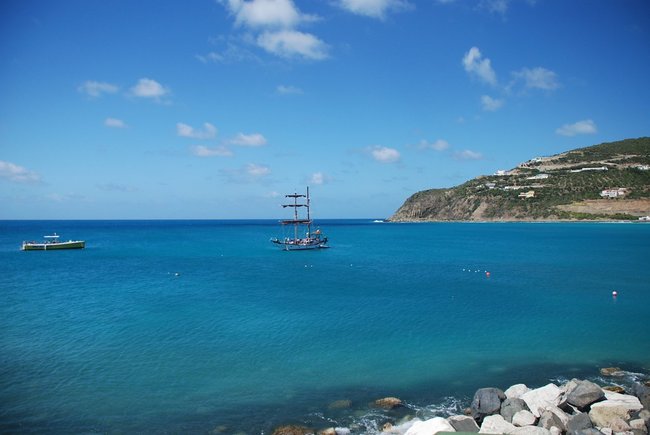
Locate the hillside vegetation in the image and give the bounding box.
[389,137,650,221]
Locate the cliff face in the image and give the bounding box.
[390,137,650,222]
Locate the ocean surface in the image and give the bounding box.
[1,220,649,434]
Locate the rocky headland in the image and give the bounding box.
[270,368,650,435]
[389,137,650,222]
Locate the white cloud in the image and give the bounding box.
[130,78,169,99]
[177,122,218,140]
[556,119,597,137]
[225,0,317,29]
[105,117,127,128]
[196,51,224,63]
[246,163,271,177]
[308,172,329,185]
[78,80,119,97]
[454,150,483,160]
[462,47,497,86]
[265,190,281,198]
[513,67,559,90]
[481,95,504,111]
[336,0,411,19]
[0,160,41,183]
[418,139,450,151]
[481,0,510,14]
[370,146,400,163]
[191,145,234,157]
[229,132,267,146]
[277,84,303,95]
[257,30,328,60]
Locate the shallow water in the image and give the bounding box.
[1,220,649,433]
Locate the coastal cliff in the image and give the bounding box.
[390,137,650,222]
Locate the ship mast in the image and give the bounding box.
[282,188,310,240]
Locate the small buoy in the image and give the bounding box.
[174,272,180,277]
[486,271,491,277]
[612,291,618,297]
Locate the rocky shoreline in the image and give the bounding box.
[270,368,650,435]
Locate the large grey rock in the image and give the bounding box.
[512,410,537,427]
[567,412,593,435]
[404,417,455,435]
[479,415,516,434]
[521,384,563,418]
[538,410,566,432]
[573,429,604,435]
[510,427,551,435]
[472,388,506,423]
[633,384,650,411]
[567,380,605,409]
[502,398,530,423]
[448,415,480,433]
[545,406,569,428]
[506,384,531,399]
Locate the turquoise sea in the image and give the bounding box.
[1,220,649,433]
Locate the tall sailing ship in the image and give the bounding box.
[271,187,329,251]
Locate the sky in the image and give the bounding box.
[1,0,649,219]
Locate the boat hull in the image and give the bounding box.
[271,238,328,251]
[22,241,85,251]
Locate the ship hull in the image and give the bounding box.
[271,238,328,251]
[22,241,85,251]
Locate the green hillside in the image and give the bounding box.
[389,137,650,221]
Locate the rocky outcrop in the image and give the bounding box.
[566,380,605,410]
[471,388,506,422]
[373,396,403,409]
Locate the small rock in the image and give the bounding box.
[335,429,351,435]
[549,427,561,435]
[512,410,537,427]
[630,419,647,432]
[374,397,403,409]
[328,400,352,410]
[567,380,605,410]
[596,391,644,412]
[633,384,650,410]
[448,415,479,433]
[319,428,336,435]
[567,412,593,435]
[404,417,455,435]
[272,425,312,435]
[471,388,506,423]
[602,386,625,394]
[506,384,531,399]
[479,414,515,434]
[381,422,393,433]
[600,367,625,377]
[502,398,530,423]
[573,429,604,435]
[608,417,631,432]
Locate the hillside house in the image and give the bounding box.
[600,188,627,199]
[518,190,535,199]
[526,173,549,180]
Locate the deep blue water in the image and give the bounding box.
[1,220,649,434]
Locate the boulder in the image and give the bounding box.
[567,380,605,409]
[319,429,336,435]
[588,404,630,428]
[601,386,625,394]
[328,400,352,410]
[633,384,650,411]
[471,388,506,422]
[448,415,480,432]
[510,427,551,435]
[572,429,604,435]
[374,397,403,409]
[506,384,531,399]
[479,415,516,434]
[521,384,563,417]
[630,419,647,432]
[538,410,565,432]
[512,410,537,427]
[600,367,625,377]
[272,425,312,435]
[335,429,351,435]
[607,417,631,432]
[594,391,644,412]
[567,413,593,435]
[549,427,561,435]
[404,417,456,435]
[545,406,569,428]
[502,398,531,423]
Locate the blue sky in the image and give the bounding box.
[1,0,649,219]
